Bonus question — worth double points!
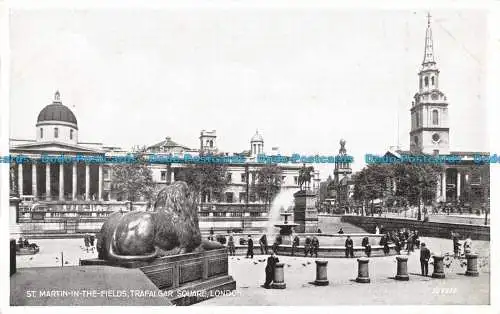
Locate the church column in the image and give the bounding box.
[72,162,77,200]
[46,163,51,200]
[18,163,23,196]
[32,161,37,199]
[85,164,90,200]
[59,163,64,200]
[441,170,446,202]
[98,165,103,201]
[457,171,461,201]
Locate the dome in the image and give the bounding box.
[36,91,78,125]
[251,130,264,142]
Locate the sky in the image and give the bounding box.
[8,8,489,179]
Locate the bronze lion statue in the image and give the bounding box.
[97,181,223,262]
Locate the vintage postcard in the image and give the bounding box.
[2,0,498,312]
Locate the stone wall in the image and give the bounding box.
[341,215,490,241]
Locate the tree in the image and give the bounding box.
[110,147,155,202]
[253,165,283,211]
[177,162,229,204]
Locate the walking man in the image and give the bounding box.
[345,235,354,258]
[311,236,320,258]
[292,235,300,256]
[259,234,268,255]
[228,234,235,256]
[304,236,312,257]
[246,235,254,259]
[420,242,431,276]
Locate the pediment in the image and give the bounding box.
[10,141,103,154]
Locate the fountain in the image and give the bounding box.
[273,211,299,245]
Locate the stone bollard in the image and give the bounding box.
[395,256,409,281]
[465,254,479,277]
[356,258,370,283]
[314,260,329,286]
[271,263,286,289]
[431,255,445,279]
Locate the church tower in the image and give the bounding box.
[410,13,450,155]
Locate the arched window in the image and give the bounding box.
[431,76,435,86]
[424,77,429,87]
[432,109,439,125]
[209,140,213,148]
[415,112,420,127]
[40,128,43,139]
[54,127,59,138]
[414,136,419,145]
[70,129,74,140]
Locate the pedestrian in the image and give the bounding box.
[89,234,95,252]
[375,225,380,234]
[259,234,268,255]
[365,242,372,257]
[304,236,312,257]
[463,235,473,255]
[420,242,431,276]
[84,233,90,253]
[452,232,461,257]
[263,251,279,289]
[407,232,414,254]
[394,237,401,255]
[345,235,354,258]
[311,236,319,258]
[414,230,420,249]
[246,235,254,259]
[209,227,215,241]
[338,227,344,234]
[361,236,369,248]
[317,228,322,234]
[292,235,300,256]
[228,234,235,256]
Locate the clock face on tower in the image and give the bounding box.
[432,133,441,143]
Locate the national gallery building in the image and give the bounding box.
[9,92,326,235]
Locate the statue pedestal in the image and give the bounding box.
[9,196,22,239]
[293,190,318,233]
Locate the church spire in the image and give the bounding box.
[422,12,435,65]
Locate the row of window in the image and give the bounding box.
[158,170,299,185]
[40,127,74,140]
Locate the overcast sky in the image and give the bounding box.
[9,8,488,178]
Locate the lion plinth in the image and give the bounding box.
[97,181,222,262]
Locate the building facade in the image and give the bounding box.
[9,94,309,234]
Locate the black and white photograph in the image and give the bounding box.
[2,0,498,310]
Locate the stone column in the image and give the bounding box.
[59,163,64,200]
[271,263,286,289]
[395,256,409,281]
[314,260,329,286]
[436,174,441,201]
[98,165,103,201]
[457,172,461,200]
[32,161,37,199]
[17,163,23,196]
[72,162,77,200]
[465,254,479,277]
[356,258,370,283]
[85,164,90,200]
[441,171,447,202]
[431,255,445,278]
[46,163,51,200]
